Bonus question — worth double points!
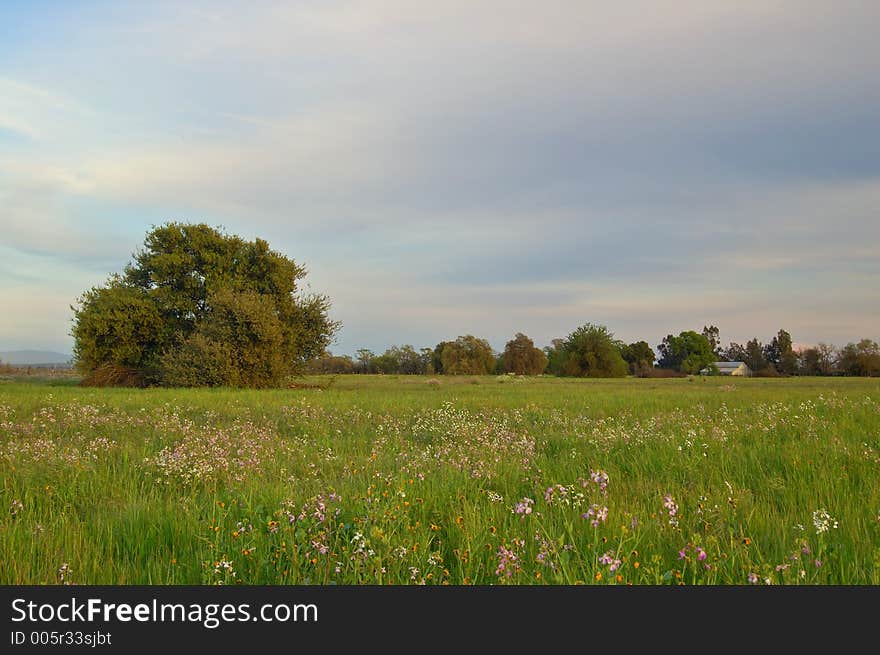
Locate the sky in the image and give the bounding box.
[1,0,878,357]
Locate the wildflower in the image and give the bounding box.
[696,548,707,562]
[534,534,559,571]
[663,495,679,527]
[814,559,822,568]
[513,498,534,516]
[57,563,72,584]
[9,499,23,518]
[495,544,521,579]
[350,532,375,560]
[544,485,565,502]
[590,469,609,493]
[812,509,838,534]
[599,551,622,572]
[582,504,608,528]
[747,572,759,584]
[213,558,235,577]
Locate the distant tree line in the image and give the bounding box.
[73,223,877,388]
[309,323,880,378]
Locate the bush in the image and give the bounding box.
[80,363,149,388]
[754,367,781,378]
[640,368,687,378]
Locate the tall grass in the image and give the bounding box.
[1,375,878,584]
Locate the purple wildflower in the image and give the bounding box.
[513,497,534,516]
[581,504,608,528]
[495,545,521,578]
[590,469,610,495]
[599,551,622,572]
[663,494,679,527]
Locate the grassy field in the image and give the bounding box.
[2,374,879,585]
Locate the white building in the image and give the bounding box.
[700,361,752,376]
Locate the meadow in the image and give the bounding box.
[1,374,879,585]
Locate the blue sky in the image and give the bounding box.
[1,1,878,356]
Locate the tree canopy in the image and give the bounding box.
[72,223,338,387]
[657,331,715,374]
[436,335,496,375]
[546,323,628,377]
[620,340,655,376]
[837,339,880,376]
[499,333,547,375]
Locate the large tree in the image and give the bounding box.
[386,345,426,375]
[436,335,496,375]
[620,341,655,376]
[657,331,716,374]
[72,223,338,387]
[548,323,628,378]
[743,338,768,373]
[815,343,838,375]
[701,325,723,359]
[764,329,797,375]
[837,339,880,376]
[723,342,746,363]
[355,349,375,374]
[797,347,823,376]
[499,333,547,375]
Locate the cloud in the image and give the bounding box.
[1,1,878,353]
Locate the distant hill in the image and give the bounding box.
[0,350,73,366]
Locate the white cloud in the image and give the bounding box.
[1,1,878,352]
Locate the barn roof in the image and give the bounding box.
[715,361,747,369]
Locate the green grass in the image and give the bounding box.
[2,374,879,585]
